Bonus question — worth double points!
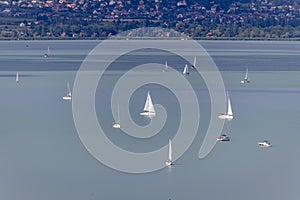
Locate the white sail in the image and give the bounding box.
[241,68,250,83]
[44,46,50,57]
[16,72,19,83]
[168,139,172,162]
[218,92,233,120]
[141,91,155,116]
[193,56,196,68]
[143,91,155,113]
[165,139,173,166]
[67,82,72,97]
[63,82,72,100]
[227,93,233,116]
[244,68,248,80]
[183,64,189,75]
[113,104,121,128]
[163,61,168,72]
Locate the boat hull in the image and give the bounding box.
[62,96,72,100]
[140,111,156,117]
[165,160,172,167]
[241,79,250,83]
[112,123,120,129]
[258,142,272,147]
[217,136,230,141]
[218,114,233,120]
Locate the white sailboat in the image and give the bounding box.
[163,61,168,72]
[44,46,50,57]
[16,71,19,83]
[218,92,233,120]
[165,139,172,166]
[140,91,156,117]
[183,64,189,75]
[112,104,121,129]
[62,82,72,100]
[191,56,196,69]
[241,68,250,83]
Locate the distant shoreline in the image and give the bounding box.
[1,37,300,41]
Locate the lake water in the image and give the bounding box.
[0,40,299,200]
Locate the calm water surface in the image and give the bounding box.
[0,40,299,200]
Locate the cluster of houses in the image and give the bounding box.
[0,0,299,38]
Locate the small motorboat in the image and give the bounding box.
[258,140,272,147]
[217,133,230,141]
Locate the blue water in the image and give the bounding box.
[0,40,299,200]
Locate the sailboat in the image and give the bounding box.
[62,82,72,100]
[16,71,19,83]
[112,104,121,129]
[217,133,230,141]
[182,64,189,75]
[241,68,250,83]
[140,91,156,117]
[163,61,168,72]
[218,92,233,120]
[44,46,50,58]
[165,139,172,166]
[191,56,196,69]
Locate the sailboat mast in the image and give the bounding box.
[16,72,19,83]
[168,139,172,161]
[117,104,120,122]
[67,82,72,96]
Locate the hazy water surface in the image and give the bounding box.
[0,40,299,200]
